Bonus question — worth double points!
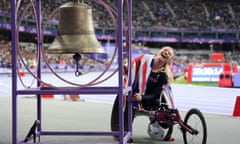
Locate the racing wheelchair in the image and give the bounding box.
[111,85,207,144]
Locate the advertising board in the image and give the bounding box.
[187,63,231,82]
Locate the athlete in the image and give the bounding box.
[129,46,175,142]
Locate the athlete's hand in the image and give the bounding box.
[132,93,142,102]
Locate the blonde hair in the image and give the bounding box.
[165,64,174,84]
[160,46,175,84]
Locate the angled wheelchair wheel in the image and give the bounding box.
[110,95,133,139]
[183,108,207,144]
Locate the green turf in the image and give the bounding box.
[174,76,218,87]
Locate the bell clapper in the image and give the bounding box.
[73,53,82,76]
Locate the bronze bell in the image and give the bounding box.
[47,1,105,54]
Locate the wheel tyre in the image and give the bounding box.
[110,95,132,139]
[183,108,207,144]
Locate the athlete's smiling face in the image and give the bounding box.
[155,46,174,64]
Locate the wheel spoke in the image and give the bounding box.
[183,108,207,144]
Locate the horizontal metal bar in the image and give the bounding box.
[40,131,122,136]
[18,132,131,144]
[17,87,120,95]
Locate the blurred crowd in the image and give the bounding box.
[0,0,239,30]
[0,40,107,72]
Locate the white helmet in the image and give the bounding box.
[147,121,165,140]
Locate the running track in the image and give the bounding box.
[1,72,239,116]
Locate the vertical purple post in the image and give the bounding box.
[10,0,17,143]
[36,0,42,133]
[117,0,124,143]
[127,0,133,135]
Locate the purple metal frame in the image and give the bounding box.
[11,0,133,144]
